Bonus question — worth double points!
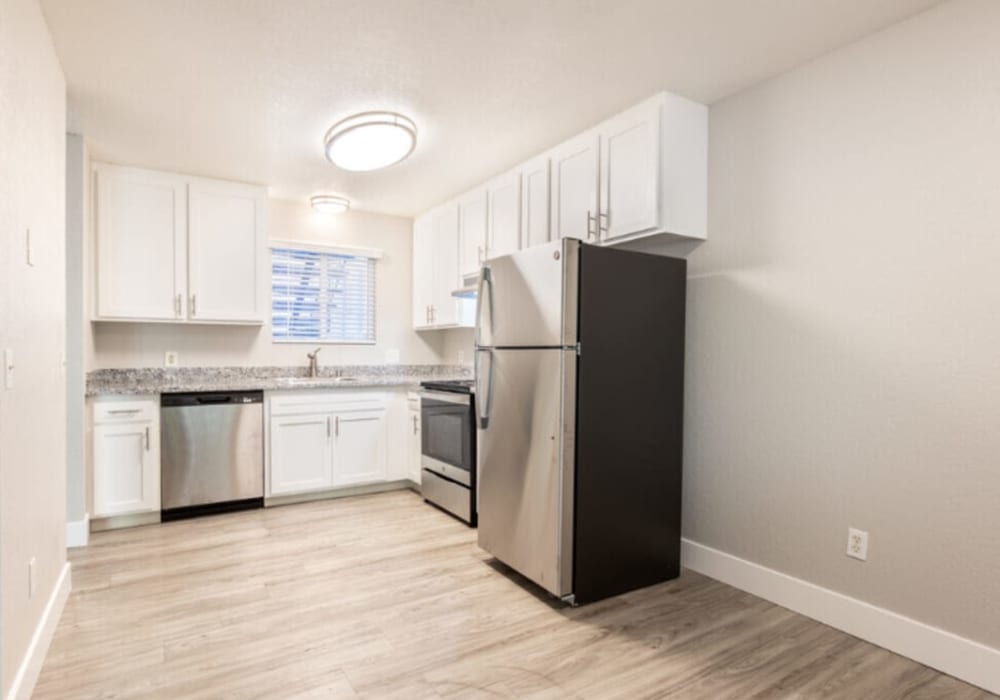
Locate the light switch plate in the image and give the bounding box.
[4,348,13,389]
[164,351,179,368]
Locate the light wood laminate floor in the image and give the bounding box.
[36,490,994,699]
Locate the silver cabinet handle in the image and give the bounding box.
[108,408,141,415]
[190,294,197,317]
[599,211,609,236]
[586,210,596,240]
[326,416,331,437]
[144,426,150,451]
[430,305,435,324]
[335,416,340,437]
[175,293,182,316]
[412,415,418,434]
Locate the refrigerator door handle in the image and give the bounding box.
[475,266,493,348]
[475,348,495,429]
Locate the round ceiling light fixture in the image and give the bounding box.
[310,194,350,215]
[323,111,417,171]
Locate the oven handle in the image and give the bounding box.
[476,348,494,429]
[419,390,470,405]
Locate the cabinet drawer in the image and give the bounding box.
[93,398,158,424]
[268,390,389,417]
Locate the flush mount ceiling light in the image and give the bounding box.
[310,194,350,215]
[323,111,417,171]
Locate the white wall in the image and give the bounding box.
[88,199,450,369]
[0,0,68,693]
[65,135,88,527]
[674,0,1000,650]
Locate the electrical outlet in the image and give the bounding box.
[28,557,36,598]
[164,351,179,368]
[385,348,400,364]
[847,528,869,561]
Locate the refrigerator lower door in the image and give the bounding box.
[476,347,577,598]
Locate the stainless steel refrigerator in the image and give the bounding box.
[475,238,686,605]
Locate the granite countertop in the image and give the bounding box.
[86,365,473,397]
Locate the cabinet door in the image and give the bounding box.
[430,203,461,327]
[549,132,599,242]
[458,190,488,279]
[599,100,661,242]
[407,404,422,484]
[94,165,186,320]
[93,421,159,516]
[519,156,550,249]
[412,214,434,329]
[332,409,388,486]
[188,179,267,322]
[487,172,520,260]
[269,413,333,495]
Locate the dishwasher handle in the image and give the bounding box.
[161,390,264,407]
[196,395,234,404]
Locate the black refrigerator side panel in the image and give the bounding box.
[573,244,686,604]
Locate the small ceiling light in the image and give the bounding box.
[310,194,350,215]
[323,111,417,171]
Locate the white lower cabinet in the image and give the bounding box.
[92,397,160,517]
[331,409,387,487]
[267,391,392,498]
[269,413,333,496]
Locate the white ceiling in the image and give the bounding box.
[42,0,942,217]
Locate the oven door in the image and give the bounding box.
[420,391,473,486]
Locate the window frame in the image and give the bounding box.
[269,239,382,346]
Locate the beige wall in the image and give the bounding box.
[0,0,68,693]
[673,0,1000,649]
[88,199,452,369]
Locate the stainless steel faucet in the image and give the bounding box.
[307,347,322,377]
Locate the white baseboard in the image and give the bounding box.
[681,539,1000,695]
[66,513,89,548]
[4,562,71,700]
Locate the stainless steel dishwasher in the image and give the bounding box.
[161,391,264,520]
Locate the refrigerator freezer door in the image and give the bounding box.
[476,239,579,349]
[477,347,576,598]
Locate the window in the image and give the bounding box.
[271,243,377,344]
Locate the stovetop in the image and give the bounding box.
[420,379,475,394]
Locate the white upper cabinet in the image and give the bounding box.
[412,205,474,330]
[187,178,267,322]
[458,190,488,279]
[519,156,550,249]
[549,132,600,242]
[598,93,708,244]
[430,202,463,328]
[598,99,661,242]
[486,171,520,260]
[412,213,435,329]
[95,165,186,320]
[93,163,267,324]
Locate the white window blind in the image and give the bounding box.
[271,246,376,344]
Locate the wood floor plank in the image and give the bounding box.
[34,490,996,700]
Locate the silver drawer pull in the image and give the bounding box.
[107,408,142,415]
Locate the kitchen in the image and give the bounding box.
[3,1,1000,698]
